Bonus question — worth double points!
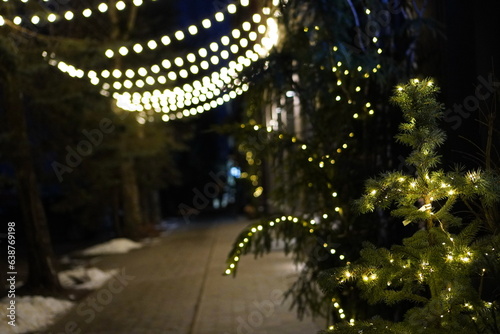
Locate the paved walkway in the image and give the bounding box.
[44,217,323,334]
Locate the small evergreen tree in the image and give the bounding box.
[319,78,500,333]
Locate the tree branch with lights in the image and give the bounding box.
[319,78,500,333]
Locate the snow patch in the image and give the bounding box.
[59,267,118,290]
[79,238,143,256]
[0,296,74,334]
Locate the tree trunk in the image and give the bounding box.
[120,156,142,239]
[3,72,62,294]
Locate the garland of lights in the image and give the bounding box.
[223,215,354,326]
[0,0,149,26]
[46,4,279,122]
[96,16,272,90]
[103,1,259,58]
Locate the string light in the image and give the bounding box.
[1,0,151,26]
[102,0,251,59]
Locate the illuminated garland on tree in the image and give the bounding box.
[318,78,500,333]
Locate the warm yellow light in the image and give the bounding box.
[161,35,171,45]
[242,21,251,31]
[112,69,122,78]
[162,59,171,69]
[227,4,237,13]
[64,11,74,20]
[30,15,40,24]
[202,19,211,29]
[119,46,129,56]
[174,57,184,67]
[188,25,198,35]
[116,1,126,10]
[210,42,219,52]
[215,12,224,22]
[132,43,143,53]
[82,9,92,17]
[151,65,160,73]
[147,40,157,49]
[98,3,108,12]
[198,48,208,57]
[175,30,185,40]
[47,14,57,23]
[252,14,261,23]
[138,67,147,76]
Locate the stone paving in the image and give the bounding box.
[44,217,323,334]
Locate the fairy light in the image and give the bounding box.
[223,216,319,275]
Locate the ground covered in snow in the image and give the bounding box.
[0,237,144,334]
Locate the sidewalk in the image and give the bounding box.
[44,217,323,334]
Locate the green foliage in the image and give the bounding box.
[321,79,500,333]
[223,0,445,320]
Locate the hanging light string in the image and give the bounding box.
[48,30,273,122]
[113,48,258,123]
[98,17,270,91]
[103,0,254,59]
[46,2,278,121]
[0,0,150,27]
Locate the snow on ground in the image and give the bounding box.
[0,267,118,334]
[0,237,143,333]
[0,295,74,334]
[59,267,119,290]
[79,237,143,256]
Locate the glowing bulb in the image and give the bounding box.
[198,48,208,57]
[64,11,74,20]
[253,14,261,23]
[98,3,108,12]
[112,69,122,78]
[175,30,185,40]
[138,67,147,76]
[131,44,143,53]
[47,14,56,23]
[31,16,40,24]
[147,40,157,49]
[188,25,198,35]
[210,42,219,52]
[151,65,160,73]
[83,9,92,17]
[161,35,171,45]
[162,59,171,69]
[119,47,129,56]
[232,29,241,38]
[227,4,237,13]
[215,12,224,22]
[202,19,211,28]
[116,1,126,10]
[174,57,184,67]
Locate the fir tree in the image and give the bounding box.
[224,0,441,320]
[319,78,500,333]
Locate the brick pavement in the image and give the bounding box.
[44,217,323,334]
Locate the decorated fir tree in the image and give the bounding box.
[319,78,500,333]
[223,0,439,319]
